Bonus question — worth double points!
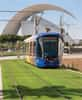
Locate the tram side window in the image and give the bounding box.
[33,42,36,56]
[26,43,29,55]
[26,42,36,56]
[37,42,42,57]
[29,42,32,56]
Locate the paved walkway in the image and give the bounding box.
[63,53,82,59]
[0,65,3,100]
[0,55,25,60]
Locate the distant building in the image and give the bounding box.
[21,16,60,35]
[21,16,74,45]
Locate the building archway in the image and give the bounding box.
[2,4,75,35]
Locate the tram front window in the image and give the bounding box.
[39,36,58,58]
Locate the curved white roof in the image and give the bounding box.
[2,4,75,35]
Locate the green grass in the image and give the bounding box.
[1,60,82,100]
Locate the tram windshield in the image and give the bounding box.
[39,36,58,58]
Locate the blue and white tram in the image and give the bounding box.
[24,32,64,68]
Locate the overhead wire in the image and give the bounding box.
[0,10,43,22]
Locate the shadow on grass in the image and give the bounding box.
[2,85,82,99]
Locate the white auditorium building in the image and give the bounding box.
[20,16,74,45]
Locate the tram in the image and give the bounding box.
[24,32,64,67]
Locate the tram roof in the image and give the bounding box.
[24,32,62,43]
[37,32,61,37]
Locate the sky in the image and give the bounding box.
[0,0,82,39]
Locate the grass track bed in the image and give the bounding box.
[1,60,82,100]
